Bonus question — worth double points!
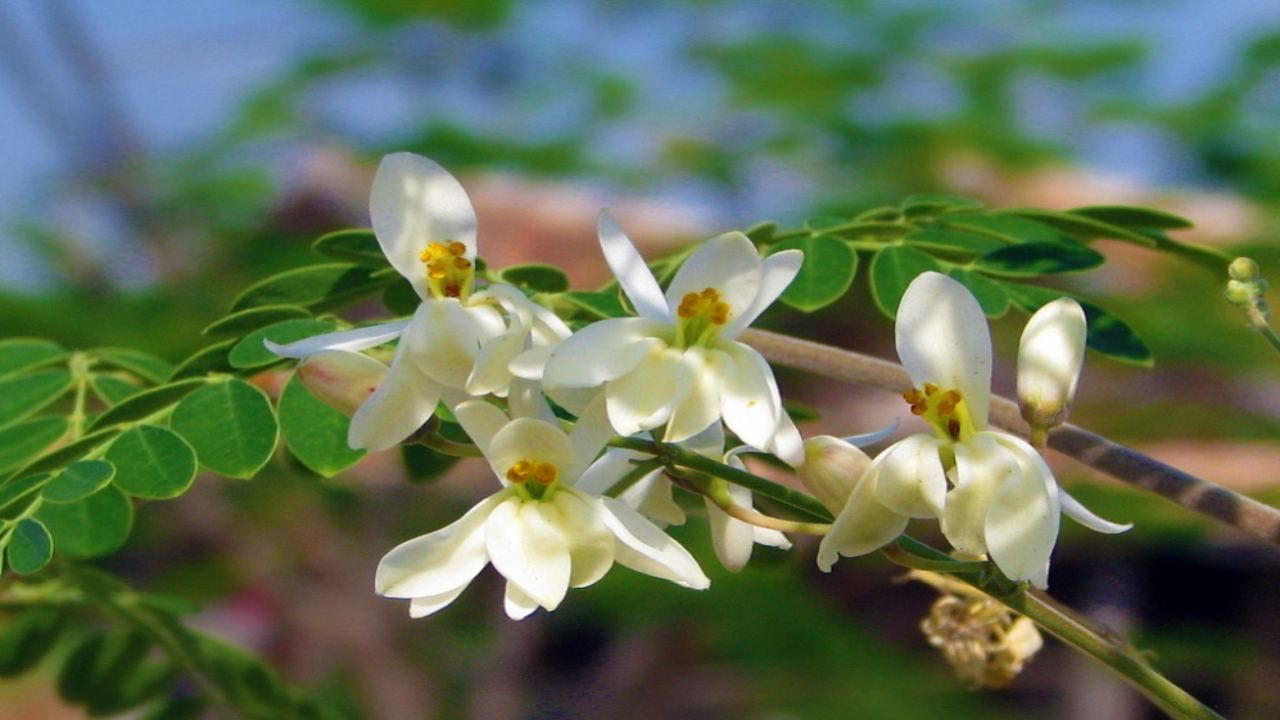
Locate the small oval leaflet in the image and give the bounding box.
[170,379,279,479]
[43,460,116,502]
[36,484,134,559]
[7,518,53,574]
[869,245,942,318]
[278,374,365,477]
[106,425,198,500]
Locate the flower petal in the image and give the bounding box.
[507,378,558,424]
[348,337,442,451]
[370,153,477,298]
[666,232,762,324]
[557,488,617,588]
[478,283,574,344]
[453,400,510,456]
[895,271,992,429]
[767,408,805,468]
[816,455,908,571]
[486,418,576,483]
[266,321,409,359]
[503,582,540,620]
[375,494,500,598]
[942,433,1017,556]
[485,497,572,610]
[722,249,803,339]
[407,585,469,618]
[509,345,554,381]
[717,343,784,452]
[406,299,482,389]
[1018,297,1087,429]
[706,484,756,572]
[664,346,723,443]
[873,435,948,519]
[605,347,688,437]
[600,497,709,589]
[296,350,388,417]
[1060,488,1132,534]
[985,435,1060,589]
[465,326,526,396]
[543,317,669,390]
[568,394,615,480]
[598,211,671,321]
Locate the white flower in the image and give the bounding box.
[577,424,791,572]
[818,272,1128,588]
[1018,297,1087,432]
[375,397,709,620]
[797,435,872,515]
[539,212,805,465]
[267,153,569,451]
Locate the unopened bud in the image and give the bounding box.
[1225,279,1254,306]
[798,436,871,514]
[1017,298,1086,436]
[1228,256,1260,281]
[296,350,388,416]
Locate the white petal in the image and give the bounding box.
[576,448,642,496]
[766,408,805,468]
[453,400,510,455]
[481,283,574,342]
[375,494,500,598]
[370,153,477,299]
[408,585,469,618]
[665,232,762,326]
[717,343,784,452]
[873,435,948,519]
[503,582,540,620]
[816,455,908,571]
[265,321,409,359]
[706,485,755,572]
[598,211,671,321]
[507,378,558,424]
[600,497,709,589]
[296,350,388,417]
[485,497,572,610]
[348,338,442,451]
[568,394,616,480]
[985,436,1061,589]
[486,418,576,483]
[543,317,669,390]
[722,249,803,339]
[942,433,1017,556]
[465,326,526,396]
[626,474,687,526]
[406,299,481,389]
[1060,488,1132,534]
[1018,297,1087,428]
[753,526,792,550]
[510,345,554,381]
[664,347,723,443]
[895,271,992,429]
[605,347,688,436]
[556,488,617,588]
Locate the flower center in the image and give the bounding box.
[903,383,977,443]
[505,458,559,500]
[419,241,474,299]
[675,287,730,347]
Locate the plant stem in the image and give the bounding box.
[742,328,1280,547]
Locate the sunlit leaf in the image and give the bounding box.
[947,269,1010,317]
[169,380,278,479]
[995,209,1157,247]
[903,227,1005,255]
[278,374,364,477]
[311,228,386,265]
[89,378,207,431]
[768,235,857,312]
[869,245,942,318]
[43,460,115,502]
[500,264,571,294]
[562,291,629,320]
[106,426,197,500]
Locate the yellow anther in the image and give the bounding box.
[904,384,976,442]
[417,240,474,299]
[506,460,533,484]
[923,383,940,395]
[447,241,467,256]
[453,257,472,270]
[532,463,558,484]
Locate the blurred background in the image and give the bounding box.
[2,0,1280,718]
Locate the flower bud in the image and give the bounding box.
[1017,298,1086,435]
[798,435,871,514]
[1225,279,1254,306]
[1229,256,1261,281]
[296,350,388,417]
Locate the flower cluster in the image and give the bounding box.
[272,152,1130,621]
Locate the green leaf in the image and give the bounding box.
[89,378,208,431]
[901,193,984,215]
[0,338,67,378]
[0,607,67,676]
[57,628,168,716]
[7,518,53,574]
[90,348,174,384]
[743,221,777,243]
[107,426,197,499]
[0,417,69,474]
[972,241,1105,277]
[91,375,144,405]
[228,319,337,370]
[902,227,1005,255]
[1070,205,1194,230]
[947,269,1010,317]
[0,474,51,516]
[868,245,942,318]
[381,278,420,316]
[201,304,311,338]
[995,209,1157,247]
[941,214,1071,244]
[827,222,911,240]
[768,235,857,312]
[139,697,206,720]
[37,484,133,559]
[500,264,571,294]
[402,444,458,484]
[562,291,629,319]
[0,369,73,428]
[1002,283,1153,365]
[231,263,394,312]
[170,380,279,479]
[43,460,115,502]
[278,375,364,477]
[311,228,386,265]
[169,339,236,381]
[14,429,120,478]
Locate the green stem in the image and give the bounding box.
[1245,305,1280,356]
[604,458,664,498]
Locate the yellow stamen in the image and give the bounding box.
[506,460,533,484]
[418,240,474,299]
[904,384,976,442]
[676,287,731,347]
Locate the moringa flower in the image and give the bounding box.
[375,398,709,620]
[818,272,1128,588]
[268,153,569,451]
[541,213,805,466]
[1017,297,1087,435]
